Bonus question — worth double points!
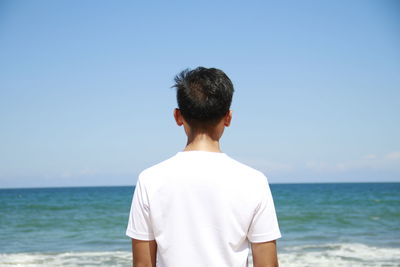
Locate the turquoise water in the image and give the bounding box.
[1,183,399,266]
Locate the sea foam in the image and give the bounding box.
[0,251,131,267]
[1,243,399,266]
[278,243,400,267]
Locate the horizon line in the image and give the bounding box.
[1,181,399,190]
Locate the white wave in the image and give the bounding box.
[0,251,131,266]
[277,243,400,267]
[1,243,399,266]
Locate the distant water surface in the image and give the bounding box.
[0,183,399,266]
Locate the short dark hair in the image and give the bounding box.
[173,67,234,127]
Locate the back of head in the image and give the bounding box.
[173,67,234,128]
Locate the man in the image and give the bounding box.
[126,67,281,267]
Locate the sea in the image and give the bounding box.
[0,183,399,266]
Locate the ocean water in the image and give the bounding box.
[0,183,399,266]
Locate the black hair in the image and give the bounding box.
[173,67,234,127]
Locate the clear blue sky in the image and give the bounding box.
[1,0,399,188]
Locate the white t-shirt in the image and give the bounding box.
[126,151,281,267]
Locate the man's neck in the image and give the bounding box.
[184,133,222,152]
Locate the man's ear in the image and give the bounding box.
[224,110,233,127]
[174,108,184,126]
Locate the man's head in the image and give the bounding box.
[173,67,234,131]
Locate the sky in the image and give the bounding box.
[0,0,399,188]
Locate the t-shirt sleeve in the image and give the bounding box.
[247,178,281,243]
[126,176,155,240]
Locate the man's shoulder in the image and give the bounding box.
[139,153,179,178]
[223,155,268,183]
[225,156,264,174]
